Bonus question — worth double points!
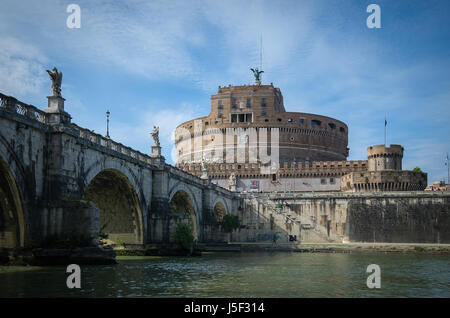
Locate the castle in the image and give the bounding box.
[175,75,427,193]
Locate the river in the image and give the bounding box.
[0,252,449,297]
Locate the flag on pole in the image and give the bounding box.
[385,118,387,126]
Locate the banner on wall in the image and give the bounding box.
[249,180,260,190]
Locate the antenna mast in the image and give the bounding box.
[259,35,263,72]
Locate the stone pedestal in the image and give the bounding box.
[151,145,161,157]
[44,96,71,124]
[201,168,209,180]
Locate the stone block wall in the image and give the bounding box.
[241,192,450,244]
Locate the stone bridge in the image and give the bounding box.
[0,92,240,250]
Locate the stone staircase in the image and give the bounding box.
[243,194,342,243]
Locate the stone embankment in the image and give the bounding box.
[0,246,116,265]
[236,242,450,254]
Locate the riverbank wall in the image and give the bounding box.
[235,192,450,244]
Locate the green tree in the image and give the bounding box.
[173,222,195,252]
[222,214,239,242]
[412,167,423,173]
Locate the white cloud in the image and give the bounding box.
[0,37,48,98]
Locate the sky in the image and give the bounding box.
[0,0,449,185]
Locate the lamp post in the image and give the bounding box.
[446,152,449,185]
[106,110,110,139]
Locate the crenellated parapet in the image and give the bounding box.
[368,144,404,171]
[341,170,427,192]
[178,159,368,179]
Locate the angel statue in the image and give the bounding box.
[201,156,207,171]
[151,126,160,147]
[228,172,236,187]
[250,68,264,83]
[46,67,63,97]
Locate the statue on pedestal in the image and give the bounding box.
[151,126,160,147]
[46,67,63,97]
[201,156,207,171]
[228,172,237,190]
[200,156,209,179]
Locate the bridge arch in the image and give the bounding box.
[83,168,144,245]
[83,160,146,208]
[212,198,229,222]
[168,184,200,240]
[0,141,25,248]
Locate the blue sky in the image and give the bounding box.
[1,0,449,184]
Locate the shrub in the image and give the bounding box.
[115,237,124,247]
[222,214,239,233]
[173,222,195,251]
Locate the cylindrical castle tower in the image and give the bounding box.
[367,144,404,171]
[175,83,349,169]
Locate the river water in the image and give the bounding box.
[0,252,449,297]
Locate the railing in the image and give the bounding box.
[167,164,208,184]
[70,122,155,166]
[0,92,47,124]
[166,164,237,196]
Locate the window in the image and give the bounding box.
[330,178,335,184]
[246,98,251,107]
[264,119,269,122]
[300,118,305,125]
[328,123,336,129]
[339,127,345,132]
[218,100,223,109]
[218,110,222,118]
[277,118,282,122]
[261,98,266,106]
[232,99,237,108]
[288,118,293,123]
[231,112,253,123]
[311,119,321,127]
[261,109,266,116]
[321,178,327,184]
